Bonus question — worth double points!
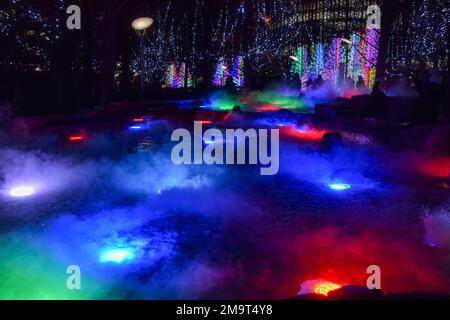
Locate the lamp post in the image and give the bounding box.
[340,38,352,81]
[132,17,153,103]
[340,37,377,80]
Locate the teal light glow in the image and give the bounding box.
[100,248,135,264]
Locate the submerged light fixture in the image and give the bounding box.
[298,279,343,297]
[203,139,217,145]
[68,135,86,142]
[100,248,135,264]
[312,281,342,296]
[129,125,144,131]
[328,183,351,191]
[9,185,36,198]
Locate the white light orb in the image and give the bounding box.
[132,17,153,31]
[9,186,36,198]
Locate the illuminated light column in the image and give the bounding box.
[187,67,195,88]
[165,63,176,88]
[324,38,341,88]
[177,62,186,88]
[213,57,229,87]
[290,47,303,79]
[232,55,245,88]
[365,28,380,88]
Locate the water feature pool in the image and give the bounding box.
[0,115,449,299]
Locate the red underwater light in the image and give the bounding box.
[255,104,281,112]
[281,126,328,141]
[68,135,86,142]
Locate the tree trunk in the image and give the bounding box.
[100,0,118,107]
[377,1,400,79]
[81,0,95,106]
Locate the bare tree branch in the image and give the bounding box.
[115,0,129,14]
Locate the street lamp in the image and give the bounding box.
[340,38,352,45]
[340,38,352,81]
[132,17,153,31]
[132,17,154,103]
[340,36,377,82]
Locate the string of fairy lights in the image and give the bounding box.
[0,0,66,71]
[387,0,448,76]
[1,0,448,87]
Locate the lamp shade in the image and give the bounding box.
[132,17,153,31]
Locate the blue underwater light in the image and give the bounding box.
[203,139,215,145]
[100,248,135,264]
[328,183,351,191]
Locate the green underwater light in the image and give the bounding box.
[0,234,123,300]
